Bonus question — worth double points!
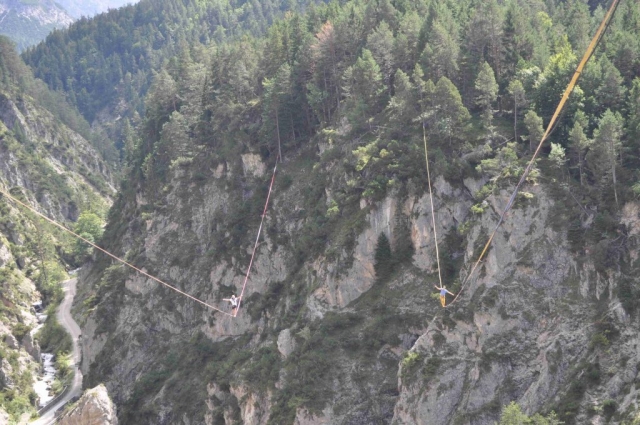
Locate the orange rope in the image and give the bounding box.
[0,187,233,316]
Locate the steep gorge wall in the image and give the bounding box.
[76,150,640,425]
[0,92,114,219]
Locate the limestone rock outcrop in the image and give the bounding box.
[0,358,13,389]
[277,328,295,358]
[22,333,41,361]
[57,384,118,425]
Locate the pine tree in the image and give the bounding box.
[548,142,567,179]
[366,21,395,89]
[462,0,504,101]
[626,78,640,167]
[342,49,384,128]
[501,2,520,82]
[386,69,417,130]
[524,110,544,153]
[568,118,591,187]
[144,69,179,145]
[534,36,578,126]
[475,62,499,131]
[311,21,339,123]
[121,119,137,166]
[563,0,591,54]
[507,79,526,142]
[588,109,624,207]
[498,402,563,425]
[432,77,470,150]
[393,11,421,72]
[393,215,414,265]
[421,20,459,81]
[262,63,292,161]
[498,402,530,425]
[610,31,639,82]
[596,59,626,114]
[374,232,393,281]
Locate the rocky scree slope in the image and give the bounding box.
[57,384,118,425]
[75,140,640,425]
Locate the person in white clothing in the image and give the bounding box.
[223,295,240,312]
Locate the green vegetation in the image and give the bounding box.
[0,367,37,420]
[72,211,105,259]
[498,402,562,425]
[36,315,73,356]
[374,232,393,281]
[23,0,325,131]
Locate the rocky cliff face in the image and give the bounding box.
[75,140,640,425]
[0,91,114,221]
[393,186,640,425]
[57,384,118,425]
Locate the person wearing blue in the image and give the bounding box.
[434,285,454,307]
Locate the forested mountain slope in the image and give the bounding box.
[0,36,114,423]
[70,0,640,424]
[21,0,327,160]
[0,0,73,52]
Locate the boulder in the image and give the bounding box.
[241,153,265,177]
[4,333,18,349]
[22,333,41,361]
[0,358,13,389]
[57,384,118,425]
[0,242,11,267]
[277,328,296,358]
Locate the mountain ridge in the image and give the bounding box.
[0,0,139,51]
[0,0,72,51]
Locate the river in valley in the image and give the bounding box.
[33,353,56,408]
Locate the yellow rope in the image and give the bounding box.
[0,187,233,316]
[447,0,621,307]
[422,124,444,289]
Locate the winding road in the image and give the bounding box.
[31,278,83,425]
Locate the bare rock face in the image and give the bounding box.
[241,153,266,177]
[277,328,295,358]
[57,384,118,425]
[22,332,41,361]
[4,333,18,349]
[0,241,11,267]
[0,358,13,389]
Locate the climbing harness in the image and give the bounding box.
[446,0,621,307]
